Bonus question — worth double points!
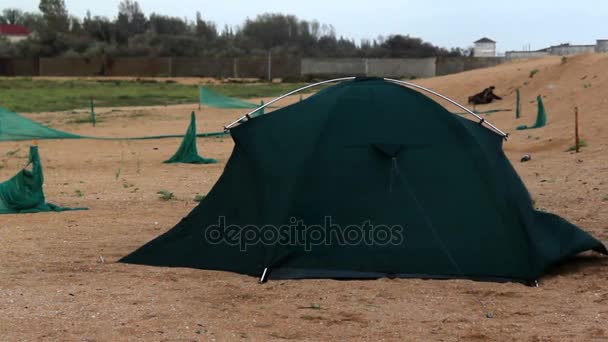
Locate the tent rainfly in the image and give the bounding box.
[121,77,607,284]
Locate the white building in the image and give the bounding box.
[473,38,497,57]
[0,24,31,43]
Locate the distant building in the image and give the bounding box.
[0,24,31,43]
[473,37,497,57]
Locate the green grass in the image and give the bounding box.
[67,115,101,124]
[157,189,175,201]
[529,69,539,78]
[566,139,588,152]
[0,78,314,112]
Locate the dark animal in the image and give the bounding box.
[468,86,502,105]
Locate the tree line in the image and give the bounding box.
[0,0,471,58]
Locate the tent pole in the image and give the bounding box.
[383,78,508,138]
[224,77,356,130]
[259,267,269,284]
[224,76,508,139]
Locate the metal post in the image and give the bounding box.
[224,77,508,139]
[384,78,508,138]
[224,77,356,130]
[259,267,269,283]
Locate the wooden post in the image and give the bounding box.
[575,106,580,153]
[267,50,272,82]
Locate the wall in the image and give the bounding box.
[435,56,505,76]
[39,57,104,76]
[301,57,436,78]
[596,40,608,53]
[474,42,496,57]
[368,58,436,78]
[505,51,551,60]
[550,45,595,56]
[0,55,560,79]
[506,44,599,60]
[301,58,367,77]
[3,35,29,43]
[108,57,171,76]
[172,57,233,78]
[0,58,39,76]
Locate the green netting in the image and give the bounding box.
[0,106,83,141]
[0,146,88,214]
[0,106,226,141]
[199,86,259,109]
[453,109,512,115]
[515,89,521,119]
[517,96,547,130]
[164,112,217,164]
[90,98,96,127]
[251,100,265,118]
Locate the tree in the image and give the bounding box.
[1,9,25,25]
[149,14,187,35]
[195,12,217,42]
[117,0,147,36]
[242,13,299,50]
[38,0,69,32]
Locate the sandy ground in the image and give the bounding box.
[1,54,607,341]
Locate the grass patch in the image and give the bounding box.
[67,115,101,124]
[74,189,84,197]
[5,148,21,157]
[157,189,175,201]
[566,139,588,152]
[0,78,317,112]
[128,111,147,118]
[529,69,539,78]
[193,194,206,202]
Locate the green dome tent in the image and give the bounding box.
[121,78,606,283]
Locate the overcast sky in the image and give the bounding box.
[3,0,607,52]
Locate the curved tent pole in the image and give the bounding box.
[383,78,508,138]
[224,77,356,130]
[224,76,508,138]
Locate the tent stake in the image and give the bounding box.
[259,267,269,284]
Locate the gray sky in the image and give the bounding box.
[3,0,607,52]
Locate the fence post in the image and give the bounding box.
[516,89,521,119]
[267,51,272,81]
[575,106,580,153]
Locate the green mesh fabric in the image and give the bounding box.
[0,106,226,141]
[199,86,259,109]
[453,109,512,116]
[0,106,82,141]
[251,100,265,118]
[164,112,217,164]
[517,96,547,130]
[0,146,88,214]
